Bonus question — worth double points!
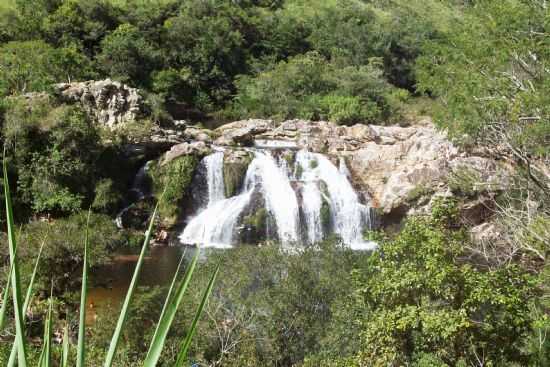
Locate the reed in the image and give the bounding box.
[2,161,218,366]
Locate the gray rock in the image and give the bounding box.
[54,79,144,128]
[215,119,274,146]
[161,141,211,166]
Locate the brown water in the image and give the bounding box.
[86,246,188,324]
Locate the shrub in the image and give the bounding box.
[231,52,404,124]
[92,178,123,214]
[348,201,536,366]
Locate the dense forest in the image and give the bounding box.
[0,0,549,366]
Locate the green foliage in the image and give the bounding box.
[1,167,217,367]
[347,201,536,366]
[0,41,63,96]
[98,23,160,84]
[41,0,120,53]
[231,52,403,124]
[16,106,100,214]
[416,0,550,157]
[92,179,123,214]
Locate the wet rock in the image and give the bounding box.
[223,150,253,197]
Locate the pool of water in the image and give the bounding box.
[86,246,189,324]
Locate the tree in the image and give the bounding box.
[416,0,550,192]
[0,41,61,96]
[97,23,160,84]
[42,0,120,54]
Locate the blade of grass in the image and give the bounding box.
[1,227,23,332]
[103,203,159,367]
[0,261,14,332]
[143,250,198,367]
[77,210,91,367]
[38,288,53,367]
[61,319,69,367]
[8,239,46,367]
[3,155,28,366]
[174,263,220,367]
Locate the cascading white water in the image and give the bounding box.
[300,180,324,244]
[252,151,300,244]
[204,151,225,206]
[296,150,375,250]
[179,191,253,248]
[179,147,375,249]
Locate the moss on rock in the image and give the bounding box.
[150,155,198,226]
[223,152,253,198]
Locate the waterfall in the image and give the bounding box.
[296,151,374,250]
[179,191,253,248]
[251,152,300,244]
[179,147,375,249]
[204,151,225,206]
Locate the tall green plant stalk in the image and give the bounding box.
[77,210,91,367]
[0,260,14,332]
[143,251,198,366]
[175,263,220,366]
[103,203,160,367]
[61,319,70,367]
[8,240,46,367]
[38,287,53,367]
[3,156,28,366]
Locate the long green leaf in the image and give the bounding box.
[1,227,22,332]
[61,319,70,367]
[175,264,220,367]
[8,240,46,367]
[103,203,159,367]
[77,210,91,367]
[0,260,13,332]
[38,290,53,367]
[143,250,198,367]
[3,156,28,366]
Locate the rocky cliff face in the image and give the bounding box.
[54,79,144,128]
[207,119,509,227]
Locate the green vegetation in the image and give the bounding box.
[0,0,454,123]
[0,0,549,366]
[1,161,218,366]
[150,156,198,226]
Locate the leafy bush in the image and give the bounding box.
[0,41,63,96]
[346,200,536,366]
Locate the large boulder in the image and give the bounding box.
[54,79,144,128]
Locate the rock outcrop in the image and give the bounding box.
[54,79,144,128]
[212,118,510,225]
